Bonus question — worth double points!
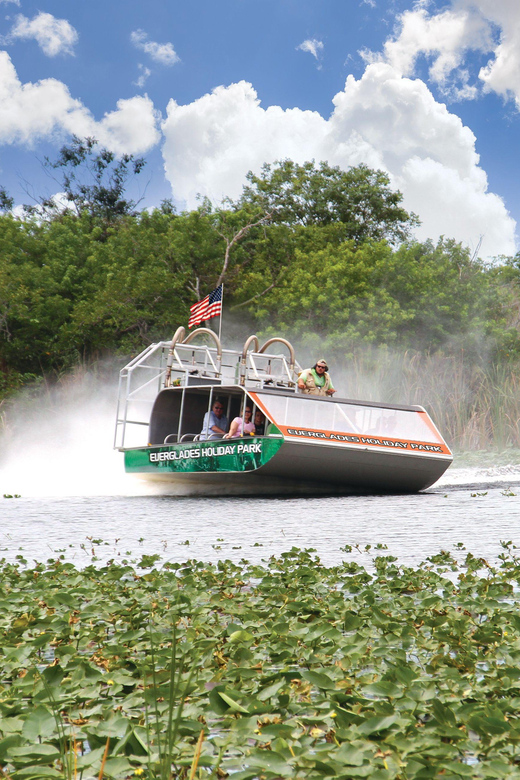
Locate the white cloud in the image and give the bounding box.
[130,29,179,66]
[0,51,160,155]
[161,68,515,257]
[297,38,324,61]
[372,1,520,108]
[0,0,20,5]
[474,1,520,106]
[7,12,78,57]
[11,191,79,220]
[134,64,152,89]
[161,81,326,207]
[380,6,491,85]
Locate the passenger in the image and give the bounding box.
[298,359,336,397]
[254,410,265,436]
[224,406,255,439]
[199,399,229,440]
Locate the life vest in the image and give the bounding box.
[300,369,332,396]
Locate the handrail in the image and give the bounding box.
[164,326,186,387]
[258,337,296,371]
[239,335,260,386]
[182,327,222,357]
[241,335,259,361]
[164,327,223,387]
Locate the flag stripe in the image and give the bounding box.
[188,285,222,328]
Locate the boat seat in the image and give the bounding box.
[164,434,178,443]
[180,433,200,442]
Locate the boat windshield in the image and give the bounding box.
[251,393,444,444]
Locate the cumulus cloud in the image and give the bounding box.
[130,29,179,65]
[475,1,520,106]
[329,63,514,254]
[297,38,324,61]
[380,6,491,85]
[0,51,160,155]
[7,12,78,57]
[372,1,520,108]
[162,81,326,207]
[161,68,515,257]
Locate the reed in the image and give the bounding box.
[343,347,520,451]
[144,622,198,780]
[1,350,519,453]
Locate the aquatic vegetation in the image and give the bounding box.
[2,545,520,777]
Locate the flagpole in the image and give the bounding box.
[218,285,223,344]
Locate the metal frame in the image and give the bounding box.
[114,333,302,450]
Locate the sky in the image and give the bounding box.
[1,0,520,259]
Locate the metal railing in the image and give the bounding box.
[114,329,301,449]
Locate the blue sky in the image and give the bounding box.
[1,0,519,258]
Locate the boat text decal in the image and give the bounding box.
[149,441,261,462]
[124,436,285,474]
[282,427,448,454]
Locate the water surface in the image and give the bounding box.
[2,465,519,568]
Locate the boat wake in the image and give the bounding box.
[0,373,146,498]
[1,371,519,498]
[434,462,520,492]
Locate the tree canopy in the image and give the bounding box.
[237,159,419,243]
[0,144,518,398]
[43,135,146,223]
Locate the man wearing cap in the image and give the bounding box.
[298,360,336,396]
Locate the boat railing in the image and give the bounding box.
[114,330,302,449]
[238,335,299,389]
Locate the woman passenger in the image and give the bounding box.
[224,407,255,438]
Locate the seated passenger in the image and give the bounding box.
[254,410,265,436]
[199,399,229,440]
[224,407,255,439]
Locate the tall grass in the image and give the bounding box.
[144,623,199,780]
[343,349,520,451]
[1,351,519,453]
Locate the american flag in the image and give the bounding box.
[188,285,223,328]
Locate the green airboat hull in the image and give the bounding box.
[123,433,451,494]
[125,436,282,475]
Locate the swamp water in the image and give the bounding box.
[1,376,519,567]
[1,456,520,568]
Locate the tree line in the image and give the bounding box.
[1,137,520,399]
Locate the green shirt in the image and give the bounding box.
[300,368,334,389]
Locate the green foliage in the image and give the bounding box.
[1,153,519,399]
[2,547,520,777]
[250,237,515,354]
[44,135,146,222]
[237,159,419,242]
[0,186,14,214]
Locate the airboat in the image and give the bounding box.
[114,328,452,495]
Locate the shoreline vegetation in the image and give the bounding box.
[1,545,520,779]
[1,146,520,452]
